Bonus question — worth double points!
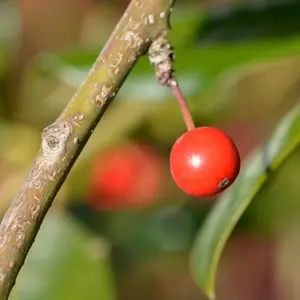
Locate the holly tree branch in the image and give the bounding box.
[0,0,175,298]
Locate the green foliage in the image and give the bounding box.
[2,3,300,299]
[15,11,300,298]
[190,101,300,298]
[32,35,300,98]
[10,212,116,300]
[21,34,300,137]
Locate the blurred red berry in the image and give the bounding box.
[170,126,240,196]
[88,143,165,210]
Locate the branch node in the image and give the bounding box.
[148,33,196,131]
[148,35,174,85]
[41,121,72,165]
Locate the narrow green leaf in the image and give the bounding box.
[190,101,300,299]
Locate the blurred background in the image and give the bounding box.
[2,0,300,299]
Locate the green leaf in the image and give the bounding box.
[190,101,300,299]
[31,34,300,100]
[196,0,300,43]
[168,5,204,47]
[10,212,116,300]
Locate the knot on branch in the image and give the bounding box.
[148,35,175,85]
[41,121,72,165]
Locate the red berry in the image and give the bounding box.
[170,126,240,196]
[88,142,164,210]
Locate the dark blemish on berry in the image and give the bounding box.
[218,178,230,189]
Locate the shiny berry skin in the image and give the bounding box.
[170,126,240,196]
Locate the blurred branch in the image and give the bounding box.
[0,0,175,298]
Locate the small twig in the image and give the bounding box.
[148,35,195,131]
[168,79,195,131]
[0,0,175,299]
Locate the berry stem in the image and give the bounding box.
[168,78,196,131]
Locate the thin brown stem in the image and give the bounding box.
[168,78,195,131]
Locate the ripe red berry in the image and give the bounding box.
[88,142,165,210]
[170,126,240,196]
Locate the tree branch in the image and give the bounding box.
[0,0,175,298]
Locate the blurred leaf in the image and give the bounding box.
[145,205,195,252]
[18,32,300,131]
[0,122,40,166]
[196,0,300,44]
[0,1,20,44]
[19,37,300,142]
[0,122,41,214]
[168,5,204,47]
[190,101,300,299]
[214,55,300,121]
[32,34,300,97]
[0,47,7,80]
[10,212,116,300]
